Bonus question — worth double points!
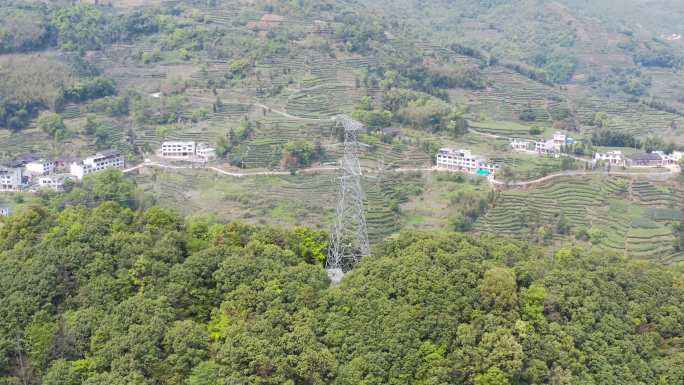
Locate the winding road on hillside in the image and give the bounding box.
[125,102,679,186]
[123,160,337,177]
[124,160,680,187]
[489,168,680,187]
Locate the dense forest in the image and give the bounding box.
[0,172,682,385]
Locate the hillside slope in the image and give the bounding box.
[0,203,682,384]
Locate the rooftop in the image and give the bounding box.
[27,158,54,164]
[627,153,662,161]
[162,141,196,145]
[438,148,472,155]
[93,149,122,158]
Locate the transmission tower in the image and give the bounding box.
[326,115,370,283]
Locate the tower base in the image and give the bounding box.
[326,268,345,284]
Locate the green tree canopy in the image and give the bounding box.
[0,204,682,385]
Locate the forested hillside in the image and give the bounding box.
[1,2,684,383]
[0,199,682,385]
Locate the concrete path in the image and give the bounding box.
[124,159,338,177]
[125,160,679,187]
[490,168,679,187]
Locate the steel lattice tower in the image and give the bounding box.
[326,115,370,283]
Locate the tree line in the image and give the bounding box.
[0,173,681,384]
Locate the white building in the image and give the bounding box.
[512,132,572,157]
[653,150,683,165]
[436,148,498,175]
[70,150,125,180]
[25,159,56,176]
[0,207,10,217]
[510,138,532,151]
[196,143,217,162]
[37,174,73,191]
[159,141,216,162]
[534,140,558,156]
[0,167,23,191]
[553,132,567,150]
[160,141,197,158]
[436,148,480,173]
[478,162,500,175]
[593,151,625,166]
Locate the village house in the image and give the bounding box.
[626,152,663,167]
[436,148,479,173]
[196,143,217,162]
[70,150,125,180]
[534,140,558,156]
[436,148,498,175]
[510,138,532,151]
[478,161,500,175]
[553,132,570,150]
[0,167,24,191]
[593,151,625,166]
[25,159,57,176]
[161,141,196,158]
[511,132,572,158]
[653,150,683,165]
[159,141,216,162]
[0,207,10,217]
[37,174,73,191]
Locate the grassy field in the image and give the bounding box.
[134,167,424,243]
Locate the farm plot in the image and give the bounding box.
[573,97,684,142]
[474,176,683,264]
[470,67,561,122]
[469,120,541,138]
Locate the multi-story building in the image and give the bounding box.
[593,151,625,166]
[534,140,558,156]
[510,138,532,151]
[0,167,23,191]
[436,148,481,173]
[159,141,216,162]
[553,132,567,150]
[512,132,572,158]
[436,148,498,175]
[196,143,217,162]
[25,159,56,176]
[160,141,197,158]
[478,162,500,176]
[70,150,125,179]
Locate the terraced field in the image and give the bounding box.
[470,67,561,123]
[572,97,684,142]
[475,176,683,264]
[135,167,423,243]
[469,120,541,138]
